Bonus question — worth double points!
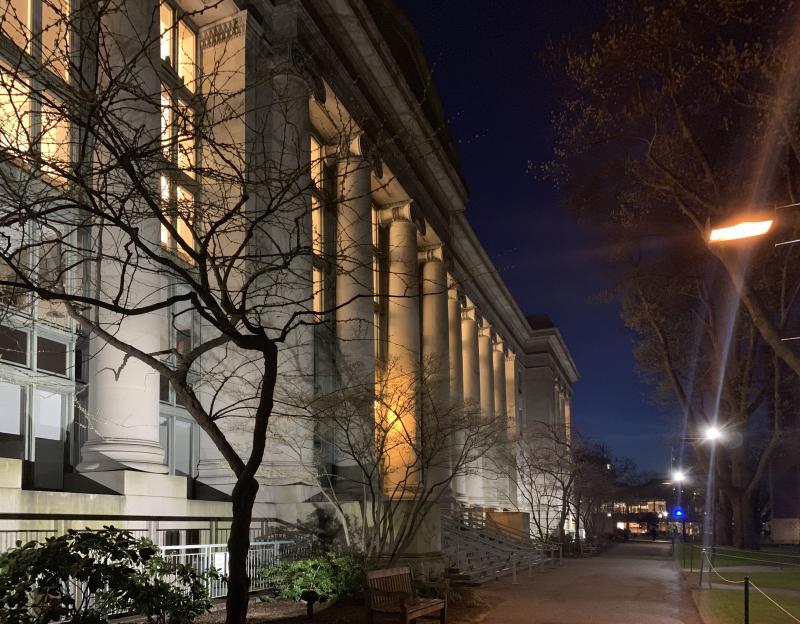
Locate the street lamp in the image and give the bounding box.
[704,425,723,441]
[709,219,773,243]
[672,469,686,483]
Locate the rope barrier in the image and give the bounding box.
[705,551,800,568]
[701,550,800,623]
[749,581,800,623]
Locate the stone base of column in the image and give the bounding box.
[81,470,187,498]
[388,502,445,580]
[78,438,168,474]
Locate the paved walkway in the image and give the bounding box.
[475,542,703,624]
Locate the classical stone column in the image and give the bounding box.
[477,319,495,507]
[461,302,482,505]
[379,201,421,495]
[79,0,166,477]
[419,245,451,495]
[505,351,519,506]
[492,337,508,505]
[334,133,375,491]
[505,352,517,439]
[448,278,467,502]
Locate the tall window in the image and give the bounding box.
[372,206,388,365]
[0,0,71,172]
[159,2,199,264]
[310,134,336,395]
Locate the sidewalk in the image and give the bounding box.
[473,541,703,624]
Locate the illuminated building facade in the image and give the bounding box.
[0,0,577,549]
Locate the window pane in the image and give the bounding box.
[36,239,68,324]
[159,414,169,455]
[311,195,323,255]
[41,0,70,81]
[313,266,324,322]
[177,20,195,90]
[177,99,194,176]
[174,419,191,476]
[161,89,172,160]
[160,175,171,246]
[0,63,30,153]
[0,325,27,365]
[0,382,24,459]
[0,223,27,310]
[310,135,322,188]
[0,0,31,51]
[33,389,64,490]
[40,96,70,179]
[36,336,67,375]
[160,374,170,402]
[176,186,195,262]
[159,2,173,62]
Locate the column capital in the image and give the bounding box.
[506,351,517,364]
[377,200,426,234]
[478,321,492,339]
[493,335,505,352]
[461,304,477,322]
[418,244,444,264]
[269,41,326,103]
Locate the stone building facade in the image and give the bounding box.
[0,0,576,547]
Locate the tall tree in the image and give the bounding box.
[545,0,800,547]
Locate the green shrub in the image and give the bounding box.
[0,526,215,624]
[265,551,365,604]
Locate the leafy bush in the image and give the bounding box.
[0,526,215,624]
[265,551,365,604]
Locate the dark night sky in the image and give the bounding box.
[395,0,674,473]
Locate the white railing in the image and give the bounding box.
[159,539,314,599]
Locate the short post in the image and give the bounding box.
[512,553,518,585]
[698,549,705,588]
[528,555,533,577]
[690,543,694,573]
[743,576,750,624]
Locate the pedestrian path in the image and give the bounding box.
[475,541,703,624]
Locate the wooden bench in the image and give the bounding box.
[366,566,446,624]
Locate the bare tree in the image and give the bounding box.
[0,2,398,622]
[279,355,499,565]
[506,419,577,543]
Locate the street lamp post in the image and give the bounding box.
[702,426,724,549]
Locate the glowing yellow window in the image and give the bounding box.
[160,175,170,246]
[176,186,196,263]
[41,0,69,81]
[159,2,173,62]
[313,266,324,321]
[177,99,194,176]
[310,135,322,188]
[0,64,29,152]
[1,0,31,51]
[40,96,69,176]
[161,89,172,159]
[311,195,323,255]
[177,20,195,91]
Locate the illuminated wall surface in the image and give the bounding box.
[0,0,576,538]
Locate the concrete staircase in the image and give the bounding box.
[441,508,560,584]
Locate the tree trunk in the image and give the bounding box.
[226,475,260,624]
[731,490,758,550]
[715,488,733,546]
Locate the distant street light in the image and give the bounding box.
[672,469,686,483]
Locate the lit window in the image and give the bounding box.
[161,90,172,159]
[40,96,70,177]
[177,99,194,176]
[311,195,323,255]
[0,0,31,51]
[175,185,196,263]
[159,2,173,62]
[0,63,30,152]
[40,0,70,81]
[160,2,197,93]
[310,135,323,188]
[313,265,324,322]
[177,20,195,91]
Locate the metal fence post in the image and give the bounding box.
[512,553,518,585]
[698,549,705,588]
[690,544,694,573]
[743,576,750,624]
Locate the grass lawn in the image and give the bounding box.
[693,588,800,624]
[676,543,800,570]
[686,569,800,592]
